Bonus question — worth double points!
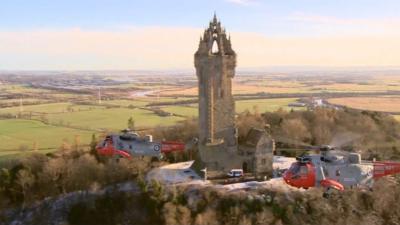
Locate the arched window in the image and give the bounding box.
[211,40,219,54]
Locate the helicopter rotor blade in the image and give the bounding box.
[329,132,361,149]
[326,149,351,156]
[273,136,312,149]
[352,142,400,152]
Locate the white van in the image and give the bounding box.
[227,169,244,178]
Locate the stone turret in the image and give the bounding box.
[195,14,237,148]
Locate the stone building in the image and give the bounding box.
[194,15,274,177]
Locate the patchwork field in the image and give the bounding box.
[2,73,400,162]
[0,119,93,155]
[158,79,400,96]
[0,96,300,159]
[327,97,400,113]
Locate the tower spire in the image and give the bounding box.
[213,11,217,23]
[196,14,235,56]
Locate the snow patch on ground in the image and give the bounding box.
[273,156,296,170]
[222,178,303,192]
[146,161,202,184]
[147,156,302,192]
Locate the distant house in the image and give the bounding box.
[313,98,324,106]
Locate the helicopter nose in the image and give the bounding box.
[282,171,291,184]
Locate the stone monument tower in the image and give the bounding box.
[195,14,237,149]
[194,15,274,177]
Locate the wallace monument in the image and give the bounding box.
[194,15,274,177]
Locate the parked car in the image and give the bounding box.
[227,169,244,178]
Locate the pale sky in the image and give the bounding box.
[1,0,400,70]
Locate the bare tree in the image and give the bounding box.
[16,170,34,210]
[280,118,311,147]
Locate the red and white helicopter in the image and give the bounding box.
[96,129,196,159]
[282,145,400,197]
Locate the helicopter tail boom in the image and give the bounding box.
[373,161,400,179]
[161,141,185,153]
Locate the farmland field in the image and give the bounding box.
[0,102,105,114]
[0,84,53,94]
[101,99,150,107]
[236,98,304,112]
[2,73,400,162]
[158,80,400,96]
[46,107,185,130]
[0,119,93,155]
[0,98,49,104]
[327,97,400,113]
[162,98,302,118]
[162,106,197,117]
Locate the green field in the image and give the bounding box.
[50,93,92,99]
[90,97,195,107]
[0,119,93,156]
[162,98,303,118]
[4,74,400,164]
[46,107,185,130]
[0,92,303,161]
[102,99,150,107]
[162,106,197,117]
[236,98,304,113]
[0,84,53,94]
[150,97,195,102]
[0,98,49,104]
[0,101,188,161]
[0,102,105,114]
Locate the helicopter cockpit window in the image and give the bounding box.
[289,163,308,178]
[300,166,308,175]
[289,163,300,174]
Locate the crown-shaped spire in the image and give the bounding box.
[195,13,235,56]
